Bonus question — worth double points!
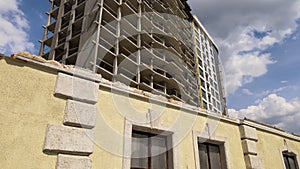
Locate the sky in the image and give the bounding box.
[0,0,300,134]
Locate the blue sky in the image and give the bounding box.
[19,0,47,51]
[0,0,300,133]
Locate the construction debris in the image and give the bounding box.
[0,53,5,58]
[100,77,187,107]
[12,51,75,69]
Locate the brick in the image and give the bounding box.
[54,73,99,104]
[44,125,94,155]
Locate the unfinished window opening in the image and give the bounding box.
[61,14,71,29]
[124,0,138,13]
[46,30,54,39]
[99,38,116,54]
[99,61,113,73]
[64,1,73,14]
[58,29,68,45]
[47,20,56,33]
[122,2,137,16]
[193,95,199,105]
[117,65,137,83]
[152,49,164,60]
[77,0,85,5]
[166,73,172,79]
[119,39,138,59]
[153,82,165,94]
[43,45,51,55]
[65,54,77,65]
[153,0,167,14]
[54,46,66,61]
[283,151,299,169]
[142,1,152,13]
[201,89,207,100]
[168,87,182,101]
[103,1,118,18]
[75,3,85,20]
[96,57,114,80]
[53,0,61,8]
[102,8,117,25]
[50,8,59,20]
[72,19,83,37]
[102,18,118,35]
[68,35,79,57]
[139,74,152,92]
[153,67,165,76]
[203,101,208,110]
[152,34,165,45]
[131,129,173,169]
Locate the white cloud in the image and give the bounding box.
[242,89,254,96]
[225,52,275,93]
[229,94,300,134]
[0,0,34,55]
[243,85,299,98]
[189,0,300,94]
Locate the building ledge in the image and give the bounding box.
[241,118,300,142]
[10,52,101,83]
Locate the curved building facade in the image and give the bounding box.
[39,0,226,114]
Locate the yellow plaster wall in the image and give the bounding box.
[215,122,247,169]
[178,131,197,169]
[92,89,126,169]
[192,116,247,169]
[3,57,300,169]
[92,86,247,169]
[256,130,300,169]
[0,58,65,169]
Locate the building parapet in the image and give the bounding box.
[4,54,300,140]
[241,118,300,142]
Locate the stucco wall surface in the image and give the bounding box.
[1,57,300,169]
[92,87,246,169]
[256,129,300,169]
[0,58,65,169]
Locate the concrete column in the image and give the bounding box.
[49,0,64,60]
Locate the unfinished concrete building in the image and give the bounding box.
[39,0,226,113]
[193,17,227,115]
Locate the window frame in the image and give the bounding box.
[122,119,177,169]
[282,151,300,169]
[192,130,231,169]
[198,142,225,169]
[130,129,173,169]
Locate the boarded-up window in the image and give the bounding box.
[131,130,173,169]
[198,142,224,169]
[283,151,299,169]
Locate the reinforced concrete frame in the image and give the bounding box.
[39,0,227,114]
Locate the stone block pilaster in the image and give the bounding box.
[239,125,264,169]
[44,72,100,169]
